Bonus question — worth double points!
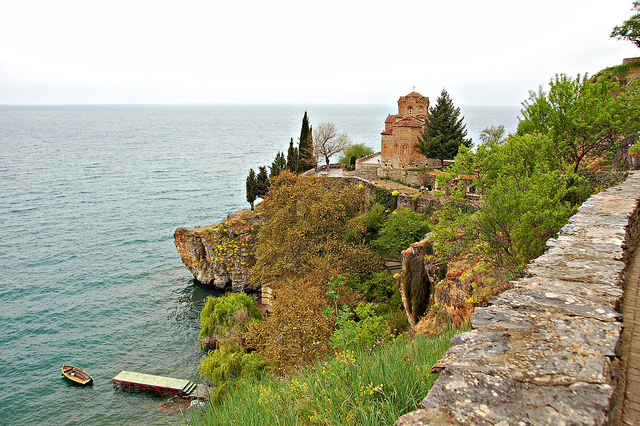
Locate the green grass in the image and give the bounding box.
[187,328,459,425]
[599,60,640,78]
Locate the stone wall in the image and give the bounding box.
[377,168,423,187]
[350,163,380,182]
[396,171,640,425]
[336,176,445,214]
[376,167,443,189]
[623,57,640,65]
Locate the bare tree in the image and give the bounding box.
[312,122,351,166]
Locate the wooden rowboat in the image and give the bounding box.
[62,364,93,385]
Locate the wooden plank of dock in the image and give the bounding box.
[112,370,197,397]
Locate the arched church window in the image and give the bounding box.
[402,144,408,154]
[409,107,413,116]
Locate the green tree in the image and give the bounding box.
[256,166,270,198]
[246,168,258,211]
[416,88,471,161]
[432,133,577,270]
[286,138,300,173]
[299,111,314,171]
[373,208,431,256]
[198,293,266,398]
[270,151,287,178]
[199,343,267,400]
[338,143,375,166]
[199,292,263,345]
[611,1,640,48]
[470,168,575,268]
[518,73,640,173]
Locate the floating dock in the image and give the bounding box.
[112,370,197,398]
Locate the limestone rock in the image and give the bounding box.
[174,209,266,292]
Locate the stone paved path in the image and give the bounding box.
[621,244,640,425]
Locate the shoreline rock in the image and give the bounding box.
[174,209,266,292]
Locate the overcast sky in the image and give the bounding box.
[1,0,638,105]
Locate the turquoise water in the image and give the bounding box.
[0,104,520,425]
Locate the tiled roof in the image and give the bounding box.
[394,116,425,127]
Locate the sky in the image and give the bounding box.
[0,0,639,106]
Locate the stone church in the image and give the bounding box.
[380,91,442,169]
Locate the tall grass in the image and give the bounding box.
[188,328,458,425]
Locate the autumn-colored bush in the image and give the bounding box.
[245,278,334,374]
[250,172,382,284]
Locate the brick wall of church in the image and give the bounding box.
[398,98,428,118]
[381,127,429,168]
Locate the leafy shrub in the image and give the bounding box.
[374,186,392,210]
[359,202,387,230]
[349,270,402,311]
[373,208,430,256]
[324,276,390,351]
[329,303,391,351]
[384,309,410,335]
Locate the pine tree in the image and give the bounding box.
[246,168,258,211]
[270,151,287,178]
[298,111,314,171]
[286,138,300,173]
[256,166,270,198]
[416,88,471,161]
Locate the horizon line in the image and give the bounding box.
[0,102,522,108]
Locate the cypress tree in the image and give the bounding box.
[298,111,314,171]
[270,151,287,178]
[256,166,270,198]
[286,138,300,173]
[416,88,472,161]
[246,168,258,211]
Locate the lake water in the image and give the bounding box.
[0,103,520,425]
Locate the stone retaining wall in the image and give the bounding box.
[396,171,640,425]
[336,176,445,214]
[377,168,425,187]
[623,57,640,65]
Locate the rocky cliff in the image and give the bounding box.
[174,210,266,292]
